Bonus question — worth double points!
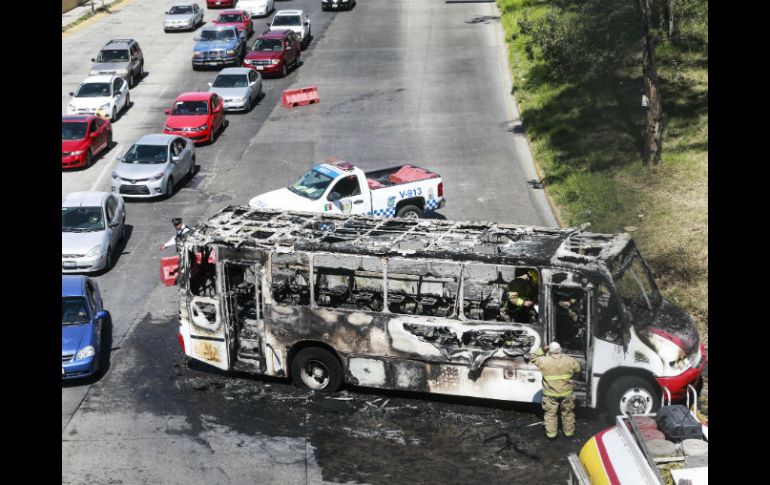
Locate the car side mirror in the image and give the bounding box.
[109,221,120,228]
[90,133,98,139]
[193,37,200,41]
[164,109,170,115]
[266,22,271,27]
[69,92,75,96]
[171,155,180,163]
[95,310,108,320]
[327,192,341,202]
[91,58,96,62]
[164,11,169,14]
[207,82,213,87]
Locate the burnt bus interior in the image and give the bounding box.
[180,207,633,386]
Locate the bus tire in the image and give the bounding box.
[396,204,423,219]
[605,375,660,417]
[291,347,343,392]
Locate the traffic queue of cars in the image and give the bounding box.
[62,1,354,380]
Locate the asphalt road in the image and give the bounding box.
[62,1,575,483]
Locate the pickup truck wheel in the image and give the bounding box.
[605,376,660,416]
[291,347,343,392]
[396,205,423,219]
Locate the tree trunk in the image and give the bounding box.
[639,0,663,165]
[668,0,680,40]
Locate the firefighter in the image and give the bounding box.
[499,269,539,322]
[529,341,581,439]
[160,218,190,251]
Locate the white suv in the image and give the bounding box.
[267,10,311,47]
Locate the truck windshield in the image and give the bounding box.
[612,249,661,328]
[288,169,334,200]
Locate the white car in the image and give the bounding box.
[62,192,126,273]
[238,0,274,18]
[67,75,130,121]
[267,10,311,47]
[164,2,204,32]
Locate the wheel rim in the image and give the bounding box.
[300,359,330,390]
[403,211,419,219]
[619,387,654,415]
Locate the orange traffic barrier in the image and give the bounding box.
[281,86,320,108]
[160,256,180,286]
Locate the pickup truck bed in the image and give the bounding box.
[366,165,439,190]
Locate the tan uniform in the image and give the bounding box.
[532,349,581,438]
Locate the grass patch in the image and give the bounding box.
[497,0,708,413]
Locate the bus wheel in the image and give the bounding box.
[605,376,660,416]
[291,347,343,392]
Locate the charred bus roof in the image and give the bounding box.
[181,206,632,272]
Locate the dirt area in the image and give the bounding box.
[113,313,606,485]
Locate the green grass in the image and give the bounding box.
[497,0,708,413]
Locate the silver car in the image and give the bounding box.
[62,192,126,273]
[164,2,204,32]
[111,134,196,199]
[207,67,262,112]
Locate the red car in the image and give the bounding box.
[243,30,301,78]
[207,0,236,8]
[213,10,253,37]
[62,115,112,169]
[163,92,226,144]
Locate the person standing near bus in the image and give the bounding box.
[160,218,190,251]
[530,342,581,439]
[500,269,539,322]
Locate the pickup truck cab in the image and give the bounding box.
[248,161,446,218]
[192,25,248,70]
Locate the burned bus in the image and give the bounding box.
[172,206,706,415]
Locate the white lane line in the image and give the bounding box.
[89,143,121,192]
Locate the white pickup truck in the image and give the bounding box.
[248,161,446,218]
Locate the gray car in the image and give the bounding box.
[164,2,204,32]
[89,39,145,88]
[207,67,262,112]
[111,134,196,199]
[62,192,126,273]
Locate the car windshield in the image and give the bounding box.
[169,6,193,14]
[122,144,168,164]
[213,74,248,88]
[62,122,88,140]
[612,248,661,329]
[253,38,283,51]
[97,49,130,63]
[62,206,105,232]
[288,169,334,200]
[62,297,91,326]
[217,13,242,22]
[201,29,235,41]
[75,83,111,98]
[171,100,209,115]
[272,15,301,27]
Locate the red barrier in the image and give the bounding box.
[160,256,180,286]
[281,86,320,108]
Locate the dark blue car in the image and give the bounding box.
[62,275,110,380]
[192,25,247,70]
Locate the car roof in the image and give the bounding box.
[175,91,214,101]
[134,133,176,145]
[62,115,99,122]
[275,10,303,16]
[81,75,117,84]
[259,29,293,39]
[101,39,135,49]
[218,9,245,15]
[62,275,88,297]
[202,24,237,31]
[62,191,110,208]
[217,67,252,76]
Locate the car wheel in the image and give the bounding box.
[124,93,130,113]
[111,107,117,121]
[165,177,174,198]
[295,53,301,68]
[396,205,423,219]
[605,376,660,417]
[245,96,252,112]
[106,131,113,151]
[85,150,93,168]
[105,247,113,270]
[291,347,343,392]
[188,156,195,178]
[120,218,126,241]
[281,63,287,77]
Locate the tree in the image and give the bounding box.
[639,0,664,165]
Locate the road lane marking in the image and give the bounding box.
[89,143,121,192]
